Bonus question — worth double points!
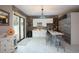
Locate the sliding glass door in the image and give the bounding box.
[13,15,20,41]
[20,18,25,39]
[13,15,25,42]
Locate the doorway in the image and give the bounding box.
[13,14,25,43]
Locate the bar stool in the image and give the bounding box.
[55,37,61,51]
[56,35,65,52]
[46,31,51,45]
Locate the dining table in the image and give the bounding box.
[47,30,65,52]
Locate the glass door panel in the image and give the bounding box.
[13,14,25,42]
[20,18,25,39]
[13,15,20,41]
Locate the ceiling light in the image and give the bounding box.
[40,6,46,19]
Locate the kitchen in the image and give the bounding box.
[0,5,79,53]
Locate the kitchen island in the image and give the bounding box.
[32,29,47,38]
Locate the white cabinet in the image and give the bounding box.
[32,29,46,38]
[33,18,53,27]
[0,35,17,53]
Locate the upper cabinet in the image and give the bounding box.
[33,18,53,27]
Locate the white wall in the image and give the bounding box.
[33,18,53,27]
[0,5,13,34]
[71,12,79,45]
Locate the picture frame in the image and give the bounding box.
[0,9,9,26]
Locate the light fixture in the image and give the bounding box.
[40,6,46,19]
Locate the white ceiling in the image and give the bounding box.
[15,5,79,16]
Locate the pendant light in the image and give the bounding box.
[40,6,46,19]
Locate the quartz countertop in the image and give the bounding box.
[48,30,64,35]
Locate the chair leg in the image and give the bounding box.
[57,46,60,52]
[60,41,65,52]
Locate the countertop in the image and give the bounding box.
[48,30,64,36]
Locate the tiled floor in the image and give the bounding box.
[15,37,72,53]
[15,36,79,53]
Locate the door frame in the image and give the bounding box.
[13,14,25,43]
